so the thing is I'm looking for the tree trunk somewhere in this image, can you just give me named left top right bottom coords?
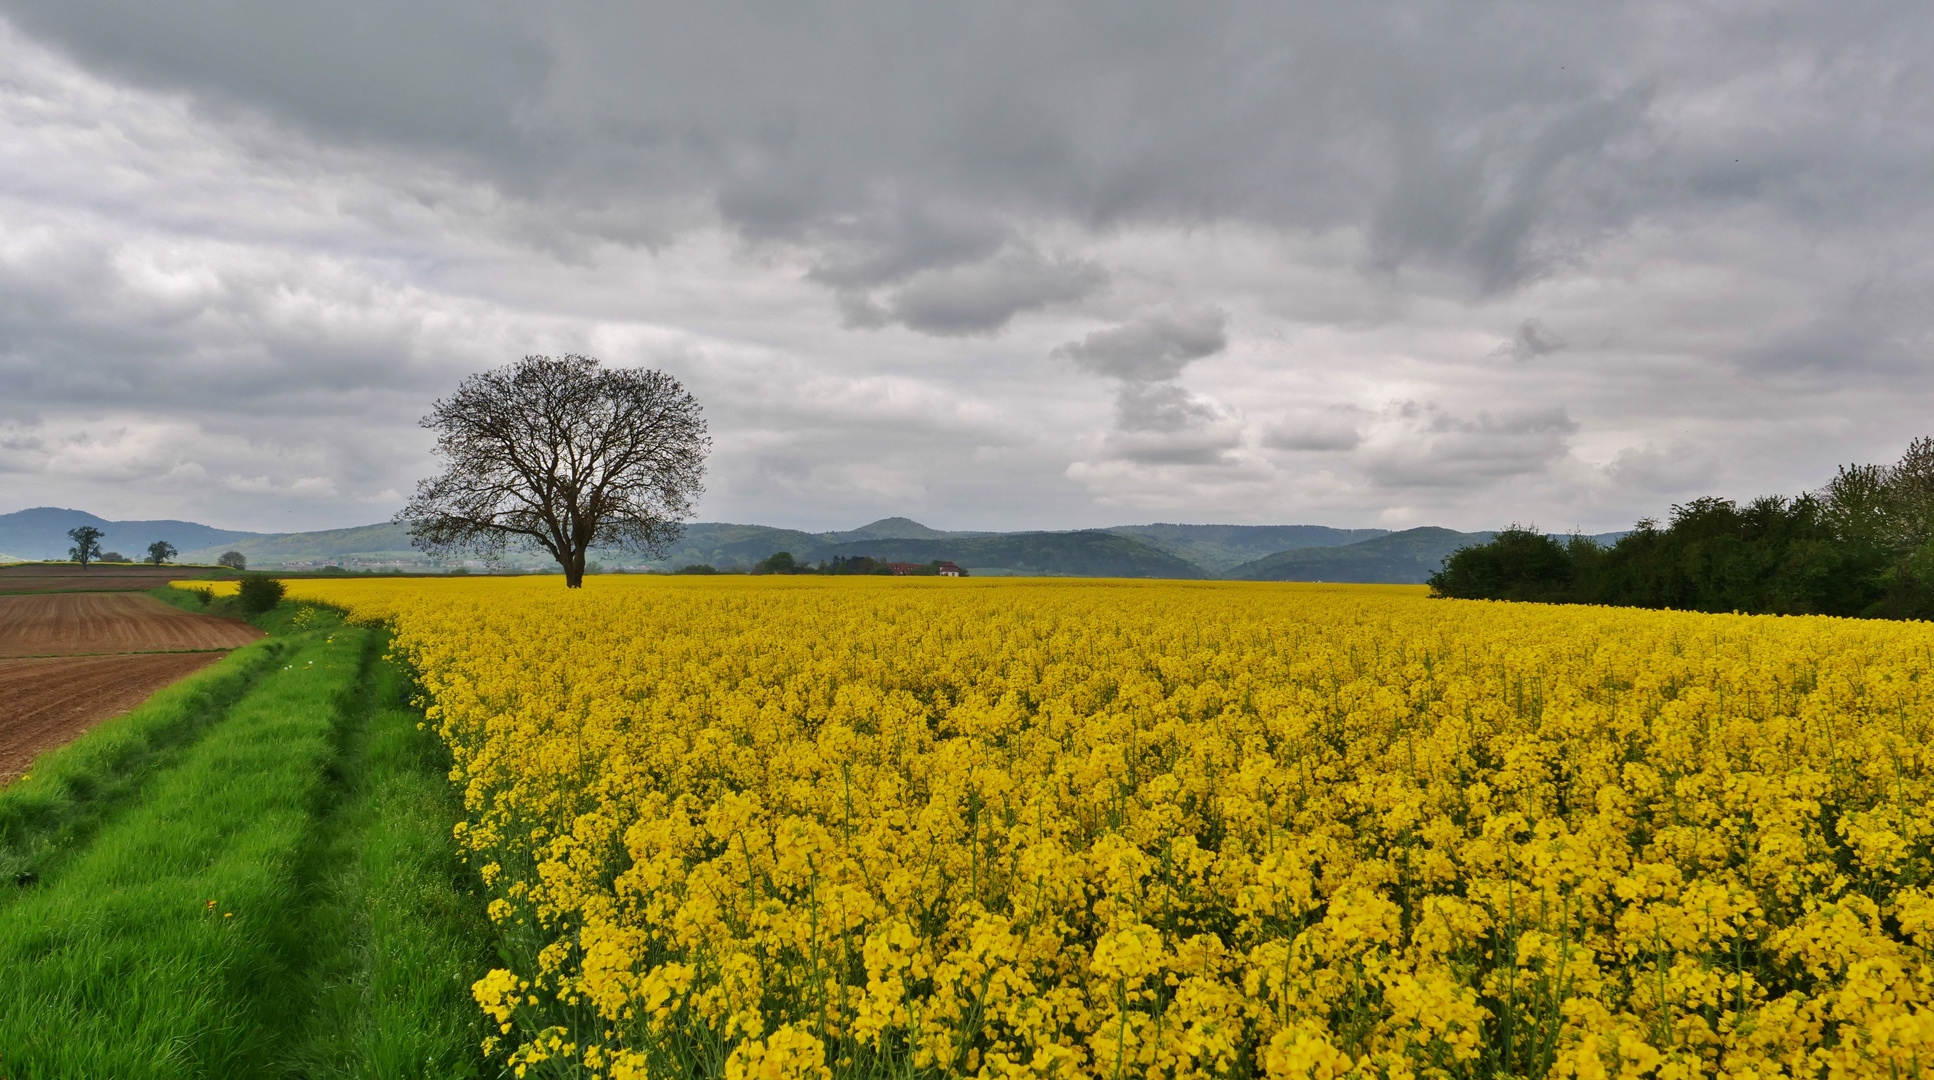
left=564, top=548, right=585, bottom=588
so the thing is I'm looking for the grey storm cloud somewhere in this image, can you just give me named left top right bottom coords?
left=4, top=1, right=1934, bottom=533
left=1055, top=306, right=1235, bottom=471
left=1054, top=306, right=1228, bottom=383
left=1492, top=319, right=1567, bottom=362
left=1263, top=411, right=1365, bottom=453
left=1365, top=403, right=1580, bottom=489
left=0, top=0, right=1741, bottom=304
left=835, top=248, right=1108, bottom=336
left=1102, top=383, right=1242, bottom=467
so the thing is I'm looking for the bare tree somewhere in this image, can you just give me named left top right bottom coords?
left=399, top=355, right=709, bottom=587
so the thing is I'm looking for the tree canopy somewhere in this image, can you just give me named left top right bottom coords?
left=400, top=354, right=710, bottom=588
left=1429, top=439, right=1934, bottom=618
left=67, top=525, right=102, bottom=567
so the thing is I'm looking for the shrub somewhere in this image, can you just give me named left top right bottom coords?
left=236, top=575, right=285, bottom=614
left=752, top=552, right=796, bottom=575
left=673, top=564, right=718, bottom=575
left=187, top=587, right=214, bottom=607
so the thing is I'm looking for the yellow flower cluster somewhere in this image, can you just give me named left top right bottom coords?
left=274, top=575, right=1934, bottom=1079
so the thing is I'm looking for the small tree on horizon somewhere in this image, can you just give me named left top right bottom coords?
left=399, top=355, right=710, bottom=588
left=67, top=525, right=103, bottom=568
left=147, top=540, right=177, bottom=566
left=217, top=551, right=247, bottom=570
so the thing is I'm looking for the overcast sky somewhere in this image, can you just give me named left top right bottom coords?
left=2, top=1, right=1930, bottom=534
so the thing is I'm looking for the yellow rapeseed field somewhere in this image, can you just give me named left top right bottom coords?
left=243, top=575, right=1934, bottom=1079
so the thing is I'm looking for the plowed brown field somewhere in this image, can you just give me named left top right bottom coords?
left=0, top=592, right=263, bottom=783
left=0, top=564, right=214, bottom=594
left=0, top=653, right=230, bottom=781
left=0, top=593, right=261, bottom=658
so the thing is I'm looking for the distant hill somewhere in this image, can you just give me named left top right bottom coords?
left=1225, top=527, right=1495, bottom=583
left=1106, top=523, right=1389, bottom=575
left=0, top=507, right=263, bottom=561
left=179, top=522, right=431, bottom=568
left=650, top=523, right=836, bottom=571
left=174, top=516, right=1004, bottom=571
left=76, top=508, right=1608, bottom=581
left=811, top=531, right=1208, bottom=579
left=818, top=517, right=996, bottom=543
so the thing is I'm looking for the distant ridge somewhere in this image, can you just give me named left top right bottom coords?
left=0, top=507, right=263, bottom=561
left=1225, top=527, right=1493, bottom=583
left=44, top=507, right=1606, bottom=581
left=179, top=522, right=422, bottom=567
left=813, top=531, right=1207, bottom=579
left=1107, top=523, right=1389, bottom=575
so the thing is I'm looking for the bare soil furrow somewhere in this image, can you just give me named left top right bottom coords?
left=0, top=593, right=261, bottom=657
left=0, top=653, right=229, bottom=781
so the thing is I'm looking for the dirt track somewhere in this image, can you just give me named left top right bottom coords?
left=0, top=593, right=262, bottom=658
left=0, top=652, right=229, bottom=781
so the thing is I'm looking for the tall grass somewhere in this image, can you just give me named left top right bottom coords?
left=279, top=636, right=501, bottom=1078
left=0, top=606, right=501, bottom=1078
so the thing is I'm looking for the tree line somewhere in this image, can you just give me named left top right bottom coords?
left=1429, top=437, right=1934, bottom=618
left=740, top=553, right=962, bottom=576
left=63, top=525, right=249, bottom=569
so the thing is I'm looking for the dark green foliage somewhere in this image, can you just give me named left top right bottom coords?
left=218, top=550, right=248, bottom=570
left=753, top=550, right=798, bottom=574
left=146, top=540, right=177, bottom=565
left=238, top=574, right=287, bottom=614
left=1583, top=495, right=1881, bottom=615
left=67, top=524, right=103, bottom=567
left=1432, top=486, right=1908, bottom=617
left=1427, top=526, right=1578, bottom=602
left=827, top=555, right=881, bottom=575
left=673, top=563, right=719, bottom=575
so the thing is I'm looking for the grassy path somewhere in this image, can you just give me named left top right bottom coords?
left=0, top=607, right=497, bottom=1078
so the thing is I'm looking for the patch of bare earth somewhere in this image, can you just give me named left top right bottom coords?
left=0, top=653, right=229, bottom=782
left=0, top=592, right=265, bottom=784
left=0, top=564, right=211, bottom=594
left=0, top=593, right=261, bottom=658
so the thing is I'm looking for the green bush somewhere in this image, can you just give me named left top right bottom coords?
left=237, top=575, right=286, bottom=615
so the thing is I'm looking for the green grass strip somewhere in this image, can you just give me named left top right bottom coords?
left=0, top=624, right=365, bottom=1077
left=0, top=635, right=287, bottom=888
left=276, top=632, right=501, bottom=1078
